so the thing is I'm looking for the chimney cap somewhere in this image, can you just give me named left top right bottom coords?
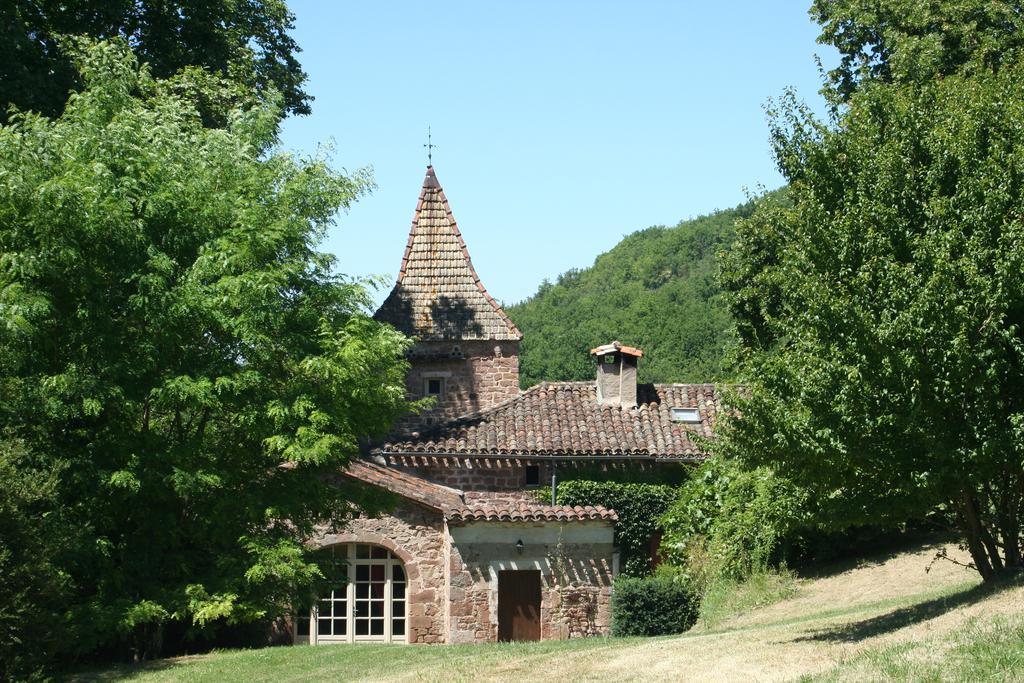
left=590, top=340, right=644, bottom=358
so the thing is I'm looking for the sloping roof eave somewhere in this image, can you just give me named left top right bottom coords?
left=343, top=459, right=618, bottom=524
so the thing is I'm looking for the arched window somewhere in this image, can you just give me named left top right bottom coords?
left=295, top=543, right=407, bottom=644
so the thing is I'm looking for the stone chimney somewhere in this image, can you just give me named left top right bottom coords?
left=590, top=341, right=643, bottom=408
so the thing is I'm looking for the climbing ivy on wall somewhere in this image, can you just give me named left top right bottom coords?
left=555, top=480, right=677, bottom=577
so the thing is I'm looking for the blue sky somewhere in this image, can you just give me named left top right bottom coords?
left=280, top=1, right=838, bottom=307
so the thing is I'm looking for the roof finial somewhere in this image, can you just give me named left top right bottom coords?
left=423, top=126, right=437, bottom=166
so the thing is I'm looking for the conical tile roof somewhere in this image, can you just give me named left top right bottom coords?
left=375, top=166, right=521, bottom=341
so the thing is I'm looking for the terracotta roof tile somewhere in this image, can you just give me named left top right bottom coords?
left=342, top=459, right=616, bottom=523
left=342, top=459, right=465, bottom=510
left=375, top=166, right=521, bottom=341
left=378, top=382, right=724, bottom=460
left=447, top=502, right=617, bottom=523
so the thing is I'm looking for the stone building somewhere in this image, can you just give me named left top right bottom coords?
left=297, top=166, right=722, bottom=645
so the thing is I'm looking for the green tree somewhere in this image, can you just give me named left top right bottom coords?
left=508, top=199, right=775, bottom=387
left=0, top=0, right=311, bottom=123
left=0, top=40, right=412, bottom=662
left=0, top=440, right=74, bottom=680
left=720, top=45, right=1024, bottom=578
left=812, top=0, right=1024, bottom=103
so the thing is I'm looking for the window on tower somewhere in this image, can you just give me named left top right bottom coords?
left=424, top=378, right=445, bottom=398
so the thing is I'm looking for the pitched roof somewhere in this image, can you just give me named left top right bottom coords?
left=375, top=166, right=521, bottom=341
left=343, top=459, right=464, bottom=510
left=341, top=459, right=616, bottom=523
left=377, top=382, right=724, bottom=460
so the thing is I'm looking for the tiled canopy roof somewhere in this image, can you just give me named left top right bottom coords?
left=378, top=382, right=723, bottom=460
left=342, top=459, right=616, bottom=523
left=448, top=502, right=617, bottom=523
left=375, top=166, right=521, bottom=341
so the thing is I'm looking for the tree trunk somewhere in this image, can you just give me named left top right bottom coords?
left=1004, top=524, right=1022, bottom=569
left=978, top=517, right=1004, bottom=574
left=959, top=489, right=996, bottom=581
left=1004, top=476, right=1024, bottom=569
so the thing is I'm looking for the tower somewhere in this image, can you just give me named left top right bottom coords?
left=375, top=166, right=521, bottom=428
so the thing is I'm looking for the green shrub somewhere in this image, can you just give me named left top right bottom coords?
left=660, top=458, right=948, bottom=593
left=610, top=570, right=698, bottom=636
left=555, top=480, right=676, bottom=576
left=660, top=457, right=807, bottom=589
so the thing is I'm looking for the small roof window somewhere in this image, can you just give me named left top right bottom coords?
left=670, top=407, right=700, bottom=423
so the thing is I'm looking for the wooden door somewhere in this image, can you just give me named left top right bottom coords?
left=498, top=570, right=541, bottom=642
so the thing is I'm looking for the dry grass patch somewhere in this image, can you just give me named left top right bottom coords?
left=721, top=541, right=979, bottom=632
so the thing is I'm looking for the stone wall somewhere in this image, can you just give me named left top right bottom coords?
left=386, top=457, right=689, bottom=495
left=314, top=501, right=446, bottom=644
left=402, top=340, right=520, bottom=431
left=309, top=503, right=615, bottom=645
left=445, top=521, right=614, bottom=643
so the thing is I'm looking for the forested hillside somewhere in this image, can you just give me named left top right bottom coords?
left=508, top=194, right=773, bottom=387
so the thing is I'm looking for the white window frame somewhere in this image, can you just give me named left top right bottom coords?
left=670, top=407, right=700, bottom=423
left=294, top=543, right=407, bottom=645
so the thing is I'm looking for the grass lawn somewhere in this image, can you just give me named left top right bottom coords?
left=76, top=541, right=1024, bottom=682
left=811, top=613, right=1024, bottom=681
left=79, top=637, right=638, bottom=683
